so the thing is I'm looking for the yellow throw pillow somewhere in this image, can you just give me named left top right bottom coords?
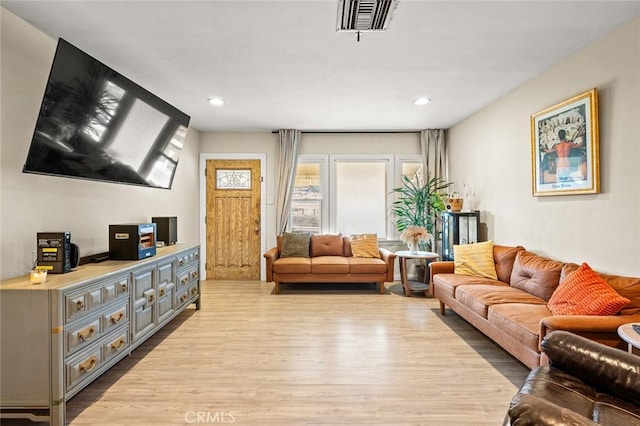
left=350, top=234, right=381, bottom=258
left=454, top=241, right=497, bottom=280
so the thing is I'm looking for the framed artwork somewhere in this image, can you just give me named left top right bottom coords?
left=530, top=88, right=599, bottom=196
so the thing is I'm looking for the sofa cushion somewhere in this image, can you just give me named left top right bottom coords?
left=310, top=256, right=350, bottom=274
left=493, top=245, right=526, bottom=283
left=348, top=257, right=388, bottom=274
left=562, top=263, right=640, bottom=316
left=488, top=303, right=552, bottom=350
left=510, top=251, right=564, bottom=301
left=273, top=257, right=312, bottom=274
left=511, top=366, right=597, bottom=418
left=280, top=232, right=310, bottom=258
left=453, top=240, right=497, bottom=279
left=310, top=234, right=343, bottom=257
left=456, top=285, right=547, bottom=318
left=350, top=234, right=381, bottom=258
left=433, top=274, right=509, bottom=300
left=593, top=394, right=640, bottom=425
left=548, top=263, right=630, bottom=316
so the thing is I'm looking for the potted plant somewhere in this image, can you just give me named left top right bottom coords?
left=391, top=173, right=452, bottom=281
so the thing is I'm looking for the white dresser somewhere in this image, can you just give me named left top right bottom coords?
left=0, top=243, right=200, bottom=425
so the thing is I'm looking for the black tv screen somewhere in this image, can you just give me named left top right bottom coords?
left=23, top=38, right=190, bottom=189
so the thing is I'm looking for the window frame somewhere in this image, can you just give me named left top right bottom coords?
left=292, top=153, right=423, bottom=240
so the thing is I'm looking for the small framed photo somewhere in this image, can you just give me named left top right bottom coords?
left=530, top=88, right=600, bottom=196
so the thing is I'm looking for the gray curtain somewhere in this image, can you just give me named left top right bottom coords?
left=276, top=129, right=301, bottom=235
left=421, top=129, right=448, bottom=182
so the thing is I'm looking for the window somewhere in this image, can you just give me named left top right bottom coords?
left=290, top=157, right=327, bottom=234
left=291, top=154, right=422, bottom=239
left=332, top=156, right=391, bottom=237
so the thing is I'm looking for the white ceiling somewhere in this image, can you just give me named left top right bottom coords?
left=3, top=1, right=640, bottom=132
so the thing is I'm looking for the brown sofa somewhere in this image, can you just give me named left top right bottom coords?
left=264, top=234, right=396, bottom=294
left=430, top=245, right=640, bottom=369
left=505, top=330, right=640, bottom=425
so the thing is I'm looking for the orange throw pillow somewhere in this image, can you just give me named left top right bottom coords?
left=547, top=263, right=630, bottom=316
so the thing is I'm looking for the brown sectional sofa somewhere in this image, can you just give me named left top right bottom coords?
left=430, top=245, right=640, bottom=369
left=264, top=234, right=396, bottom=294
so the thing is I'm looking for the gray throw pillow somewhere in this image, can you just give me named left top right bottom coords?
left=281, top=232, right=310, bottom=258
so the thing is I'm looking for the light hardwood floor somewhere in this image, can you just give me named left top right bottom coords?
left=9, top=281, right=530, bottom=425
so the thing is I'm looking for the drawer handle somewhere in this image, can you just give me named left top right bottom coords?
left=190, top=287, right=197, bottom=296
left=181, top=276, right=189, bottom=285
left=76, top=300, right=85, bottom=311
left=119, top=283, right=128, bottom=293
left=195, top=253, right=199, bottom=259
left=110, top=312, right=124, bottom=324
left=180, top=294, right=188, bottom=303
left=111, top=338, right=126, bottom=351
left=179, top=259, right=185, bottom=266
left=159, top=288, right=166, bottom=297
left=79, top=356, right=97, bottom=372
left=191, top=271, right=198, bottom=279
left=78, top=326, right=96, bottom=341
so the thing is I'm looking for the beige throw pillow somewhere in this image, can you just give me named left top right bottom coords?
left=350, top=234, right=381, bottom=258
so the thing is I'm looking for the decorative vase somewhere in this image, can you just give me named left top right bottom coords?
left=408, top=240, right=419, bottom=254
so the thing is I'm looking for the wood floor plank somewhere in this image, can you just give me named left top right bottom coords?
left=5, top=281, right=529, bottom=425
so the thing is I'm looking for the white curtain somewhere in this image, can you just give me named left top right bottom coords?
left=276, top=129, right=301, bottom=235
left=421, top=129, right=448, bottom=182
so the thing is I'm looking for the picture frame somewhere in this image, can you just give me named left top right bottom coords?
left=530, top=88, right=599, bottom=196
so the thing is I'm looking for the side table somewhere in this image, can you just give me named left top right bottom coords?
left=617, top=323, right=640, bottom=354
left=395, top=250, right=439, bottom=297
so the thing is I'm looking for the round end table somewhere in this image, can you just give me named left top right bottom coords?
left=617, top=322, right=640, bottom=354
left=395, top=250, right=439, bottom=297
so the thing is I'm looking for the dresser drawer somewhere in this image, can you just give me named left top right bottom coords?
left=177, top=248, right=199, bottom=270
left=65, top=274, right=130, bottom=323
left=101, top=302, right=128, bottom=334
left=66, top=317, right=101, bottom=355
left=176, top=282, right=199, bottom=309
left=66, top=346, right=103, bottom=392
left=102, top=277, right=130, bottom=303
left=102, top=328, right=129, bottom=363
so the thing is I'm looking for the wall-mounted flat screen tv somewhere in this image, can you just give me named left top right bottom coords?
left=23, top=38, right=190, bottom=189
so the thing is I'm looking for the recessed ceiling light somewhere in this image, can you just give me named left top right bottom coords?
left=413, top=97, right=431, bottom=106
left=207, top=97, right=225, bottom=106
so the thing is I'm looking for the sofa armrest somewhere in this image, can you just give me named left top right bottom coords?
left=263, top=247, right=279, bottom=282
left=541, top=330, right=640, bottom=406
left=379, top=248, right=397, bottom=282
left=506, top=394, right=597, bottom=426
left=429, top=261, right=455, bottom=282
left=540, top=314, right=640, bottom=343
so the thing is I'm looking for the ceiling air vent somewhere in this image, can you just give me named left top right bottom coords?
left=337, top=0, right=398, bottom=32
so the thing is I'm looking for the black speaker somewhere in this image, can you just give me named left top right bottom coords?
left=37, top=232, right=73, bottom=273
left=152, top=217, right=177, bottom=246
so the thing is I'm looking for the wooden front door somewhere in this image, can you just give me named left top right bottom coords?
left=206, top=159, right=261, bottom=280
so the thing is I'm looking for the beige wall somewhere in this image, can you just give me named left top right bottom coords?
left=0, top=9, right=201, bottom=279
left=448, top=17, right=640, bottom=276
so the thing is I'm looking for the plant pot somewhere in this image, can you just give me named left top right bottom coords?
left=446, top=197, right=463, bottom=212
left=416, top=264, right=427, bottom=283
